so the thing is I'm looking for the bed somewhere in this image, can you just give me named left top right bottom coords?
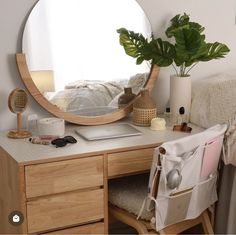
left=190, top=71, right=236, bottom=234
left=43, top=73, right=149, bottom=114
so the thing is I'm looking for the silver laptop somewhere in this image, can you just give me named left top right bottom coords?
left=75, top=123, right=142, bottom=141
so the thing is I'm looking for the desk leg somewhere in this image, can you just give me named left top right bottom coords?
left=104, top=154, right=109, bottom=234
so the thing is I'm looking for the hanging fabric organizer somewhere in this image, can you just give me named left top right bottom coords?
left=145, top=124, right=227, bottom=231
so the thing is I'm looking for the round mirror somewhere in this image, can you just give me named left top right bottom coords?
left=17, top=0, right=159, bottom=125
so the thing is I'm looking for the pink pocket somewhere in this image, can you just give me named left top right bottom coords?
left=200, top=136, right=224, bottom=180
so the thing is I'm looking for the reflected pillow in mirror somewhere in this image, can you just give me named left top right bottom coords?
left=128, top=73, right=149, bottom=94
left=108, top=92, right=121, bottom=108
left=48, top=81, right=124, bottom=112
left=64, top=79, right=128, bottom=89
left=64, top=80, right=104, bottom=89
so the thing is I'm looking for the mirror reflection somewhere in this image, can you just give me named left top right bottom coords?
left=23, top=0, right=152, bottom=116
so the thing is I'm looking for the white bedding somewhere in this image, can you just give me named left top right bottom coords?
left=65, top=79, right=128, bottom=89
left=190, top=73, right=236, bottom=128
left=190, top=72, right=236, bottom=166
left=46, top=81, right=124, bottom=112
left=45, top=73, right=148, bottom=113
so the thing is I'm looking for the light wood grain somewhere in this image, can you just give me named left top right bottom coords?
left=16, top=53, right=160, bottom=125
left=25, top=155, right=103, bottom=198
left=0, top=147, right=26, bottom=234
left=103, top=154, right=109, bottom=234
left=108, top=148, right=154, bottom=178
left=110, top=201, right=214, bottom=235
left=201, top=210, right=214, bottom=234
left=44, top=222, right=105, bottom=234
left=27, top=189, right=104, bottom=233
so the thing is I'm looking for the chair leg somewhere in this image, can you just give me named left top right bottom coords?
left=201, top=210, right=214, bottom=234
left=109, top=206, right=150, bottom=235
left=208, top=205, right=215, bottom=227
left=109, top=205, right=213, bottom=235
left=158, top=229, right=167, bottom=235
left=159, top=212, right=207, bottom=235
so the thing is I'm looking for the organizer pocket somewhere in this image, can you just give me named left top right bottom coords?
left=155, top=175, right=217, bottom=231
left=164, top=188, right=193, bottom=226
left=187, top=174, right=218, bottom=219
left=155, top=188, right=193, bottom=230
left=200, top=136, right=224, bottom=180
left=162, top=146, right=204, bottom=192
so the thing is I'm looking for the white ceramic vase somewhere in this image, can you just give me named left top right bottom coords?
left=170, top=75, right=191, bottom=123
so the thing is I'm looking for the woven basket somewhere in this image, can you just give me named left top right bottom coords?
left=133, top=108, right=156, bottom=126
left=132, top=89, right=157, bottom=126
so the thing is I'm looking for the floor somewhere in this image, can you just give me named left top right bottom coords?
left=109, top=221, right=203, bottom=234
left=109, top=221, right=138, bottom=234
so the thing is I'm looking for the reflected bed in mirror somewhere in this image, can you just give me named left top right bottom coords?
left=16, top=0, right=160, bottom=125
left=40, top=72, right=149, bottom=114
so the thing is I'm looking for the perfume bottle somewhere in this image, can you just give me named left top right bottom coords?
left=164, top=107, right=172, bottom=126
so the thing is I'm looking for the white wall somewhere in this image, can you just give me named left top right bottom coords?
left=0, top=0, right=235, bottom=131
left=137, top=0, right=236, bottom=113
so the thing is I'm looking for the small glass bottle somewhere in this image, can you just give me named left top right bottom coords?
left=164, top=107, right=172, bottom=127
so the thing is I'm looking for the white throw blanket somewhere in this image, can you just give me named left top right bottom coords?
left=223, top=112, right=236, bottom=166
left=190, top=73, right=236, bottom=166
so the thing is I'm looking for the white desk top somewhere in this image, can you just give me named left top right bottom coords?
left=0, top=120, right=203, bottom=165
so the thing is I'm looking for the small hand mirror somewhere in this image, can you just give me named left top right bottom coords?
left=7, top=88, right=31, bottom=138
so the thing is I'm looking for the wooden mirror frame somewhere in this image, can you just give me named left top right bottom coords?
left=16, top=53, right=160, bottom=125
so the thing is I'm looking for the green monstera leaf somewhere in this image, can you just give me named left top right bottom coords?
left=199, top=42, right=230, bottom=62
left=117, top=28, right=174, bottom=66
left=117, top=28, right=151, bottom=65
left=166, top=13, right=204, bottom=38
left=174, top=28, right=208, bottom=67
left=149, top=38, right=175, bottom=67
left=116, top=13, right=230, bottom=76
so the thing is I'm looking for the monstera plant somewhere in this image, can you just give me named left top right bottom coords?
left=117, top=13, right=230, bottom=77
left=117, top=13, right=230, bottom=121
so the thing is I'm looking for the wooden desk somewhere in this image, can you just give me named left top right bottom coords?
left=0, top=122, right=202, bottom=234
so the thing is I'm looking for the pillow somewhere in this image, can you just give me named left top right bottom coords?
left=64, top=80, right=104, bottom=89
left=108, top=92, right=121, bottom=107
left=190, top=73, right=236, bottom=128
left=128, top=73, right=149, bottom=94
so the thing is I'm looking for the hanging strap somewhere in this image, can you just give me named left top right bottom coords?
left=137, top=161, right=162, bottom=220
left=137, top=195, right=158, bottom=220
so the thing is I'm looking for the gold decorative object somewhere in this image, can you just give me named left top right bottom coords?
left=132, top=89, right=157, bottom=126
left=7, top=88, right=32, bottom=139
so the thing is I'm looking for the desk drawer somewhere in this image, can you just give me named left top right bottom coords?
left=108, top=148, right=154, bottom=177
left=25, top=156, right=103, bottom=198
left=44, top=222, right=105, bottom=234
left=27, top=189, right=104, bottom=233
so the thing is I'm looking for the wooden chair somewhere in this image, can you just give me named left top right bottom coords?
left=109, top=125, right=227, bottom=234
left=108, top=174, right=213, bottom=235
left=109, top=204, right=213, bottom=234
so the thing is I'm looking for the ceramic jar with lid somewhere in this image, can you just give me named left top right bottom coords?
left=118, top=87, right=136, bottom=108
